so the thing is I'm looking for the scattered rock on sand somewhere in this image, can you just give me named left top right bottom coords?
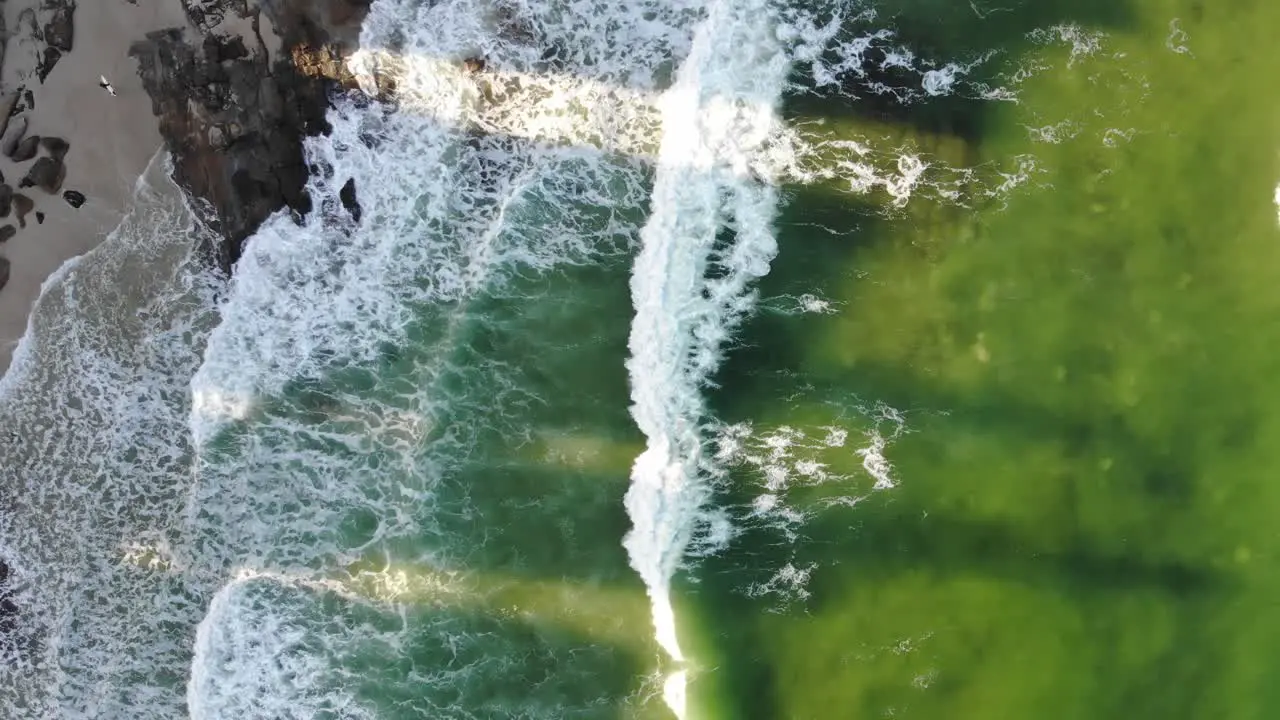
left=0, top=257, right=9, bottom=292
left=35, top=212, right=44, bottom=225
left=0, top=93, right=19, bottom=139
left=0, top=226, right=14, bottom=243
left=40, top=136, right=69, bottom=159
left=0, top=116, right=27, bottom=157
left=13, top=194, right=33, bottom=228
left=11, top=135, right=39, bottom=163
left=62, top=190, right=85, bottom=208
left=20, top=156, right=65, bottom=194
left=0, top=185, right=11, bottom=218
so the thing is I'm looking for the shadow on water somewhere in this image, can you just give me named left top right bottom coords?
left=274, top=258, right=645, bottom=586
left=796, top=501, right=1229, bottom=610
left=708, top=179, right=913, bottom=417
left=221, top=577, right=652, bottom=720
left=422, top=261, right=644, bottom=585
left=784, top=0, right=1138, bottom=145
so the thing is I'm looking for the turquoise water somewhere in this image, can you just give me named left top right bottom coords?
left=4, top=0, right=1280, bottom=717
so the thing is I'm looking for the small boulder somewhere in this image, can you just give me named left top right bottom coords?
left=11, top=135, right=39, bottom=162
left=35, top=212, right=44, bottom=225
left=0, top=116, right=27, bottom=157
left=0, top=257, right=9, bottom=292
left=462, top=56, right=486, bottom=74
left=40, top=136, right=69, bottom=159
left=20, top=156, right=65, bottom=194
left=339, top=178, right=361, bottom=223
left=0, top=225, right=14, bottom=243
left=13, top=194, right=33, bottom=229
left=62, top=190, right=85, bottom=208
left=0, top=185, right=12, bottom=218
left=0, top=93, right=19, bottom=140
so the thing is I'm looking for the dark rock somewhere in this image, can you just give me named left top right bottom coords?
left=20, top=89, right=34, bottom=114
left=43, top=0, right=76, bottom=53
left=11, top=135, right=40, bottom=163
left=37, top=47, right=63, bottom=83
left=0, top=226, right=14, bottom=243
left=12, top=194, right=33, bottom=229
left=339, top=177, right=361, bottom=223
left=462, top=56, right=486, bottom=74
left=62, top=190, right=85, bottom=208
left=1, top=116, right=27, bottom=157
left=0, top=185, right=11, bottom=218
left=0, top=257, right=9, bottom=292
left=35, top=212, right=44, bottom=225
left=40, top=136, right=69, bottom=159
left=0, top=93, right=19, bottom=140
left=20, top=156, right=65, bottom=193
left=130, top=0, right=375, bottom=274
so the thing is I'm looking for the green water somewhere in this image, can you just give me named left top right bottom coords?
left=175, top=1, right=1280, bottom=716
left=687, top=0, right=1280, bottom=717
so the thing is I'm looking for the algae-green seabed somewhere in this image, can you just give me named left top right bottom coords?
left=685, top=0, right=1280, bottom=717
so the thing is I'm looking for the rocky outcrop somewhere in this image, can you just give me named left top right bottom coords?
left=8, top=1, right=80, bottom=83
left=131, top=0, right=375, bottom=273
left=42, top=0, right=76, bottom=54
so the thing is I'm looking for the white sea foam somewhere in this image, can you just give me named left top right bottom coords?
left=710, top=402, right=907, bottom=611
left=1275, top=180, right=1280, bottom=227
left=0, top=0, right=1133, bottom=715
left=621, top=0, right=790, bottom=709
left=189, top=574, right=374, bottom=720
left=191, top=0, right=704, bottom=443
left=0, top=151, right=223, bottom=718
left=184, top=0, right=707, bottom=715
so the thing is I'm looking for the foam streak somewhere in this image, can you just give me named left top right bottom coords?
left=622, top=0, right=790, bottom=714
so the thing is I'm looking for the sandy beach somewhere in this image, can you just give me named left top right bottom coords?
left=0, top=0, right=192, bottom=376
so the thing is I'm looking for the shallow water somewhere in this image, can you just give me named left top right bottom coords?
left=3, top=0, right=1280, bottom=717
left=684, top=1, right=1280, bottom=718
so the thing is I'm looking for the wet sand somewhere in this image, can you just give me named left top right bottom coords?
left=0, top=0, right=190, bottom=376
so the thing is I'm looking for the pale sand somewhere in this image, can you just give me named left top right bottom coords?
left=0, top=0, right=192, bottom=376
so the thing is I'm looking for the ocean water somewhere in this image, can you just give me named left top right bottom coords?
left=4, top=0, right=1280, bottom=717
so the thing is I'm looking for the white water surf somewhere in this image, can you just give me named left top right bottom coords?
left=622, top=0, right=791, bottom=714
left=0, top=0, right=1086, bottom=715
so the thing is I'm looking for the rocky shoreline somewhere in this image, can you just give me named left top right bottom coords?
left=131, top=0, right=373, bottom=274
left=0, top=0, right=89, bottom=292
left=0, top=0, right=378, bottom=329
